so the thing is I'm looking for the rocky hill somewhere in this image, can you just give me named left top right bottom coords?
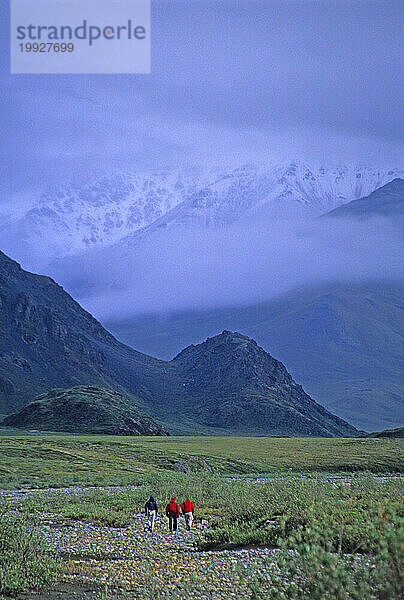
left=171, top=331, right=357, bottom=437
left=365, top=427, right=404, bottom=439
left=2, top=385, right=168, bottom=435
left=0, top=250, right=357, bottom=436
left=108, top=282, right=404, bottom=433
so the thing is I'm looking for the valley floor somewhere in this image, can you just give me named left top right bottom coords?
left=2, top=476, right=403, bottom=600
left=0, top=434, right=403, bottom=489
left=0, top=436, right=403, bottom=599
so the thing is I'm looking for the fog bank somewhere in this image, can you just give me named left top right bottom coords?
left=48, top=215, right=404, bottom=320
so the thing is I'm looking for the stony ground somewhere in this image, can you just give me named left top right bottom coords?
left=10, top=491, right=281, bottom=600
left=7, top=477, right=403, bottom=599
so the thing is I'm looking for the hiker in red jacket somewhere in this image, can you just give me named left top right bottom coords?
left=165, top=497, right=180, bottom=531
left=181, top=498, right=195, bottom=530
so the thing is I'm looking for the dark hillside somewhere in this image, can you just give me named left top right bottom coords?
left=323, top=178, right=404, bottom=221
left=0, top=250, right=358, bottom=436
left=2, top=385, right=168, bottom=435
left=171, top=331, right=357, bottom=437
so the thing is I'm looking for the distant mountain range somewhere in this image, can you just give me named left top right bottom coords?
left=0, top=174, right=402, bottom=434
left=0, top=250, right=357, bottom=437
left=1, top=162, right=401, bottom=271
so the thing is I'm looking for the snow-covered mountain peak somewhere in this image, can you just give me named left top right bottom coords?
left=1, top=162, right=401, bottom=271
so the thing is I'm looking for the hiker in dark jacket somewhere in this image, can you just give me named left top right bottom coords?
left=145, top=495, right=158, bottom=531
left=181, top=498, right=195, bottom=530
left=165, top=497, right=180, bottom=531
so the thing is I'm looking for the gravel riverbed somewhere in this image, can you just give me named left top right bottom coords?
left=7, top=477, right=401, bottom=599
left=2, top=486, right=281, bottom=600
left=35, top=512, right=280, bottom=600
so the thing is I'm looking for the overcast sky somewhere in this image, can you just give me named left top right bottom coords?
left=0, top=0, right=403, bottom=208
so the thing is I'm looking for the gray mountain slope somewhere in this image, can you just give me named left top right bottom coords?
left=0, top=250, right=357, bottom=436
left=323, top=178, right=404, bottom=221
left=106, top=282, right=404, bottom=432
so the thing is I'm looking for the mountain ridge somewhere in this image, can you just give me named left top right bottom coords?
left=106, top=282, right=404, bottom=432
left=1, top=163, right=401, bottom=272
left=323, top=178, right=404, bottom=221
left=0, top=250, right=357, bottom=436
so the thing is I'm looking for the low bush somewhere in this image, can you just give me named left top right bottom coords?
left=267, top=513, right=404, bottom=599
left=0, top=502, right=61, bottom=595
left=198, top=476, right=404, bottom=553
left=10, top=472, right=403, bottom=598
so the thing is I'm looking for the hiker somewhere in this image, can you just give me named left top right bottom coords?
left=181, top=498, right=195, bottom=530
left=165, top=497, right=180, bottom=531
left=145, top=495, right=158, bottom=532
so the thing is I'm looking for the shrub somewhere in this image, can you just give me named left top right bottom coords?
left=267, top=514, right=404, bottom=600
left=0, top=502, right=60, bottom=595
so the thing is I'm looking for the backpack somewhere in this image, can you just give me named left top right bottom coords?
left=182, top=499, right=193, bottom=513
left=168, top=500, right=179, bottom=515
left=147, top=499, right=157, bottom=512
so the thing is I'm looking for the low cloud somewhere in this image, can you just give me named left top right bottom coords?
left=49, top=215, right=404, bottom=320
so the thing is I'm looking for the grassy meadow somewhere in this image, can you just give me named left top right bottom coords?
left=0, top=434, right=403, bottom=489
left=0, top=434, right=403, bottom=598
left=1, top=470, right=403, bottom=599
